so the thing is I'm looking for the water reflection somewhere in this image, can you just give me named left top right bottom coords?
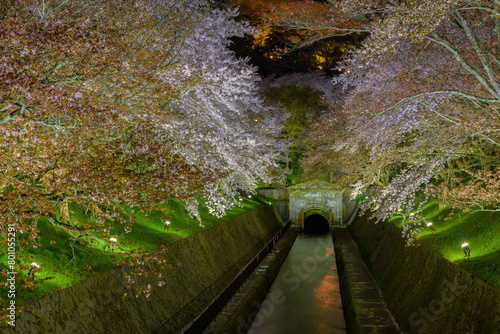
left=248, top=233, right=346, bottom=334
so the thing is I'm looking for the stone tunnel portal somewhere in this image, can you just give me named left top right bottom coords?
left=288, top=180, right=343, bottom=230
left=303, top=213, right=330, bottom=234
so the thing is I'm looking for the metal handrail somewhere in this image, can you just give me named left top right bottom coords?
left=183, top=221, right=291, bottom=334
left=154, top=221, right=291, bottom=333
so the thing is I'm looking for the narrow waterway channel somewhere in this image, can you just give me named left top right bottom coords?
left=248, top=232, right=346, bottom=334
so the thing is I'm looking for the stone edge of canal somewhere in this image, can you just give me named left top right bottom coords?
left=203, top=225, right=299, bottom=334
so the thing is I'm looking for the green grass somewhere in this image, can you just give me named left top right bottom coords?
left=387, top=201, right=500, bottom=288
left=253, top=194, right=277, bottom=205
left=0, top=197, right=263, bottom=311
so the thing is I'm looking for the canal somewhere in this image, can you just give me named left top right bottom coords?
left=248, top=230, right=346, bottom=334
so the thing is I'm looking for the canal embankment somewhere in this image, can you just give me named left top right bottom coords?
left=0, top=205, right=285, bottom=334
left=202, top=225, right=299, bottom=334
left=348, top=213, right=500, bottom=334
left=333, top=227, right=399, bottom=334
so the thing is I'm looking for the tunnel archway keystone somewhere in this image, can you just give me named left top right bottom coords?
left=289, top=180, right=343, bottom=231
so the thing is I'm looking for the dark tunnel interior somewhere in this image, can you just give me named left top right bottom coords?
left=303, top=214, right=330, bottom=234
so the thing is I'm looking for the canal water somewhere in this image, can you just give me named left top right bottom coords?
left=248, top=232, right=346, bottom=334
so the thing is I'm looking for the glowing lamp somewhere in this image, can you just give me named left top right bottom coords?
left=164, top=220, right=171, bottom=231
left=110, top=237, right=117, bottom=243
left=427, top=222, right=435, bottom=234
left=27, top=262, right=40, bottom=280
left=462, top=243, right=471, bottom=260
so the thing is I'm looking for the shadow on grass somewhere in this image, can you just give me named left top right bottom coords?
left=455, top=249, right=500, bottom=289
left=418, top=210, right=500, bottom=288
left=0, top=197, right=266, bottom=313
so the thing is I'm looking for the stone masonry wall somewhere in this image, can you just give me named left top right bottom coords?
left=349, top=213, right=500, bottom=334
left=333, top=228, right=399, bottom=334
left=0, top=205, right=284, bottom=334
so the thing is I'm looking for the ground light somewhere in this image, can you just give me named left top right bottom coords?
left=164, top=220, right=170, bottom=231
left=27, top=262, right=40, bottom=280
left=462, top=243, right=471, bottom=261
left=427, top=222, right=435, bottom=234
left=107, top=237, right=118, bottom=252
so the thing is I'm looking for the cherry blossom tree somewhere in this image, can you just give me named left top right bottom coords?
left=295, top=0, right=500, bottom=240
left=159, top=5, right=289, bottom=216
left=0, top=0, right=288, bottom=252
left=261, top=70, right=339, bottom=102
left=262, top=0, right=455, bottom=53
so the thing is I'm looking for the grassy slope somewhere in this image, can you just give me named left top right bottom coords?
left=0, top=197, right=262, bottom=310
left=387, top=201, right=500, bottom=288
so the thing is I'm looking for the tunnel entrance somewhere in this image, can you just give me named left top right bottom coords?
left=303, top=214, right=330, bottom=234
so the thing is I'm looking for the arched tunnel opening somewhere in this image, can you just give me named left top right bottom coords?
left=303, top=214, right=330, bottom=234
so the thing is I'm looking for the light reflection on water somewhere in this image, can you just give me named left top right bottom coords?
left=248, top=233, right=346, bottom=334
